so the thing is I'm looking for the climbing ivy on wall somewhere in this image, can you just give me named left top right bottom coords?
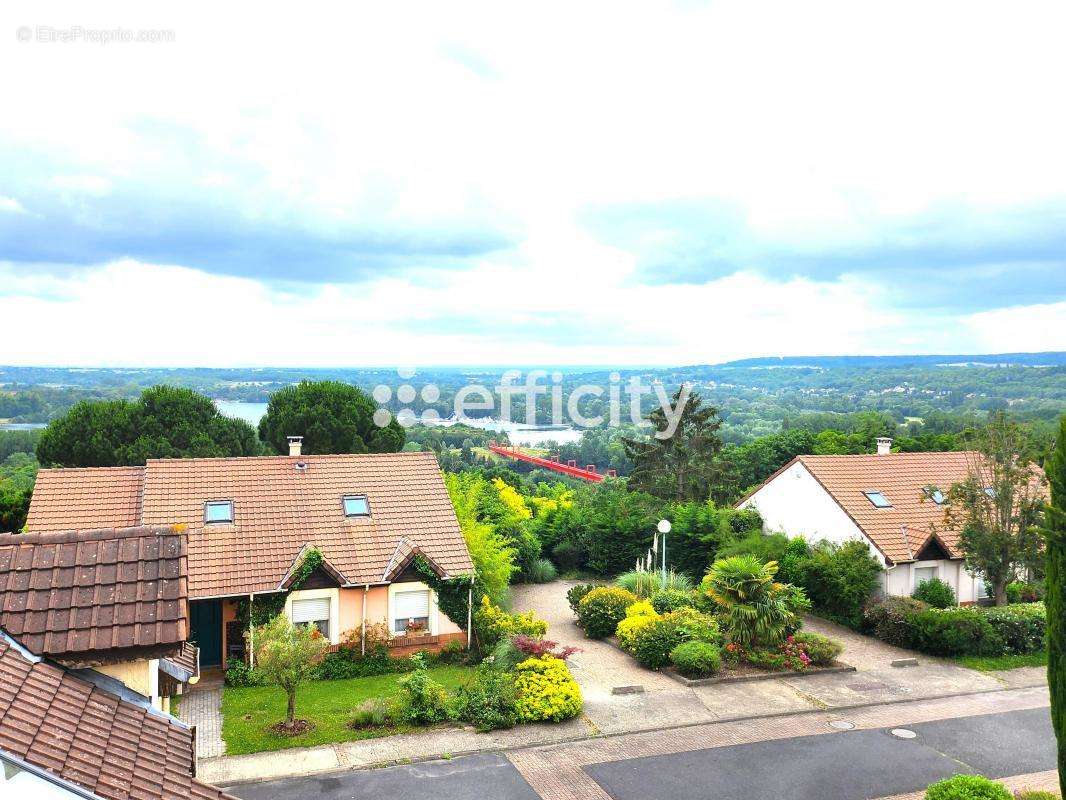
left=414, top=555, right=477, bottom=630
left=236, top=547, right=325, bottom=629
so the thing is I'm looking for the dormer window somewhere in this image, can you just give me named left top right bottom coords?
left=342, top=495, right=370, bottom=517
left=864, top=491, right=892, bottom=508
left=205, top=500, right=234, bottom=523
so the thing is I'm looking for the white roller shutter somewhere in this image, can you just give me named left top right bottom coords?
left=394, top=590, right=430, bottom=620
left=291, top=597, right=330, bottom=623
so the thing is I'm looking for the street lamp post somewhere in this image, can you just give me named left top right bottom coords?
left=657, top=519, right=671, bottom=585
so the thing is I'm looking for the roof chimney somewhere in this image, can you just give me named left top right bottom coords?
left=876, top=437, right=893, bottom=455
left=287, top=436, right=303, bottom=457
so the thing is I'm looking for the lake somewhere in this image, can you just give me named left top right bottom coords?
left=212, top=401, right=583, bottom=446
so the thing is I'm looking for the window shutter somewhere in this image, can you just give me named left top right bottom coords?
left=291, top=597, right=330, bottom=623
left=394, top=590, right=430, bottom=619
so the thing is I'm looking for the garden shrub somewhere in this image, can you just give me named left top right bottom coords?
left=567, top=583, right=597, bottom=614
left=455, top=666, right=518, bottom=732
left=982, top=603, right=1046, bottom=654
left=513, top=655, right=582, bottom=722
left=631, top=609, right=719, bottom=669
left=615, top=569, right=693, bottom=598
left=396, top=667, right=453, bottom=724
left=527, top=558, right=558, bottom=584
left=350, top=697, right=397, bottom=728
left=791, top=631, right=843, bottom=665
left=863, top=596, right=928, bottom=647
left=511, top=634, right=579, bottom=660
left=727, top=637, right=811, bottom=671
left=793, top=540, right=883, bottom=627
left=1011, top=792, right=1059, bottom=800
left=913, top=577, right=957, bottom=608
left=1005, top=581, right=1044, bottom=604
left=924, top=774, right=1012, bottom=800
left=577, top=587, right=638, bottom=639
left=909, top=607, right=1005, bottom=657
left=475, top=596, right=548, bottom=649
left=669, top=641, right=722, bottom=677
left=223, top=658, right=265, bottom=687
left=436, top=639, right=469, bottom=665
left=616, top=602, right=660, bottom=652
left=551, top=540, right=584, bottom=573
left=650, top=588, right=695, bottom=614
left=717, top=532, right=790, bottom=563
left=314, top=647, right=398, bottom=680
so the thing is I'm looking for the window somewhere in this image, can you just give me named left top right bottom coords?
left=342, top=495, right=370, bottom=517
left=393, top=589, right=430, bottom=634
left=291, top=597, right=330, bottom=639
left=204, top=500, right=233, bottom=523
left=928, top=489, right=945, bottom=505
left=984, top=486, right=996, bottom=499
left=864, top=491, right=892, bottom=508
left=914, top=566, right=937, bottom=587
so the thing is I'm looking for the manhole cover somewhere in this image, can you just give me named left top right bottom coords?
left=890, top=728, right=917, bottom=739
left=829, top=720, right=855, bottom=730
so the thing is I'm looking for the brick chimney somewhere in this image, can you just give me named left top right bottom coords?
left=287, top=436, right=303, bottom=457
left=876, top=437, right=893, bottom=455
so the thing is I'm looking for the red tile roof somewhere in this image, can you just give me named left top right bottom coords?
left=28, top=451, right=472, bottom=600
left=0, top=637, right=231, bottom=800
left=0, top=527, right=188, bottom=663
left=26, top=467, right=145, bottom=532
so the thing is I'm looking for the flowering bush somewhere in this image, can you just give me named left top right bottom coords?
left=513, top=655, right=583, bottom=722
left=724, top=636, right=812, bottom=672
left=577, top=587, right=639, bottom=639
left=790, top=631, right=842, bottom=665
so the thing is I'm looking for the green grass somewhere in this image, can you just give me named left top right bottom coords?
left=221, top=666, right=475, bottom=755
left=956, top=649, right=1048, bottom=672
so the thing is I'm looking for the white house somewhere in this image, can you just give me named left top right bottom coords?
left=737, top=439, right=993, bottom=602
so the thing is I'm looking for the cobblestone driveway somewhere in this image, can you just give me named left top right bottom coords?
left=178, top=681, right=226, bottom=759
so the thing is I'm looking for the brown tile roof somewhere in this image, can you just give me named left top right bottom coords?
left=786, top=451, right=1047, bottom=564
left=25, top=467, right=145, bottom=532
left=0, top=527, right=188, bottom=663
left=28, top=451, right=472, bottom=600
left=160, top=642, right=199, bottom=683
left=0, top=637, right=232, bottom=800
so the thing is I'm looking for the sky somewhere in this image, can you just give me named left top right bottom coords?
left=1, top=1, right=1064, bottom=367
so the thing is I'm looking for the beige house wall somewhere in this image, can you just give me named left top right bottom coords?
left=96, top=658, right=167, bottom=710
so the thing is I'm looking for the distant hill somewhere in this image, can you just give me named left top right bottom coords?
left=714, top=352, right=1066, bottom=369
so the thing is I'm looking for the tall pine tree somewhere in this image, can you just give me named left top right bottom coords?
left=1044, top=415, right=1066, bottom=797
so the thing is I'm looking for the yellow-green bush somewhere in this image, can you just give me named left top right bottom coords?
left=513, top=655, right=583, bottom=722
left=577, top=587, right=639, bottom=639
left=616, top=602, right=660, bottom=652
left=475, top=595, right=548, bottom=648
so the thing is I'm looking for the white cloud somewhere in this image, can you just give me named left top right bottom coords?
left=0, top=196, right=26, bottom=214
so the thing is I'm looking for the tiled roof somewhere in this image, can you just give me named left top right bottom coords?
left=25, top=467, right=145, bottom=532
left=792, top=451, right=990, bottom=563
left=160, top=642, right=199, bottom=683
left=28, top=451, right=472, bottom=599
left=0, top=527, right=188, bottom=663
left=0, top=637, right=231, bottom=800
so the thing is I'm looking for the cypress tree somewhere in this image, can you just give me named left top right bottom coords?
left=1045, top=415, right=1066, bottom=797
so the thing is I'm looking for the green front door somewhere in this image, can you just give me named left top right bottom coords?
left=189, top=599, right=223, bottom=666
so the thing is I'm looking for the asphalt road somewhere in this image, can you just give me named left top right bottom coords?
left=225, top=707, right=1055, bottom=800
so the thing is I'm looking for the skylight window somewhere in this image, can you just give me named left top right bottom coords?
left=984, top=486, right=997, bottom=499
left=204, top=500, right=234, bottom=523
left=928, top=488, right=945, bottom=505
left=864, top=491, right=892, bottom=508
left=343, top=495, right=370, bottom=517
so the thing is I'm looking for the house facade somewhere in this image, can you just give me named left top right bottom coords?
left=26, top=448, right=472, bottom=669
left=736, top=441, right=1017, bottom=603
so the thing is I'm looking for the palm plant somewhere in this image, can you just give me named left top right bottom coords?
left=702, top=556, right=809, bottom=648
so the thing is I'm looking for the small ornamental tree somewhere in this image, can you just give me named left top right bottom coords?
left=939, top=412, right=1046, bottom=606
left=252, top=614, right=330, bottom=731
left=1043, top=415, right=1066, bottom=797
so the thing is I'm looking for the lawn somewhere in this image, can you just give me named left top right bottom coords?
left=221, top=666, right=475, bottom=754
left=956, top=649, right=1048, bottom=672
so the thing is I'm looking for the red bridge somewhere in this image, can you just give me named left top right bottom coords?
left=487, top=442, right=616, bottom=482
